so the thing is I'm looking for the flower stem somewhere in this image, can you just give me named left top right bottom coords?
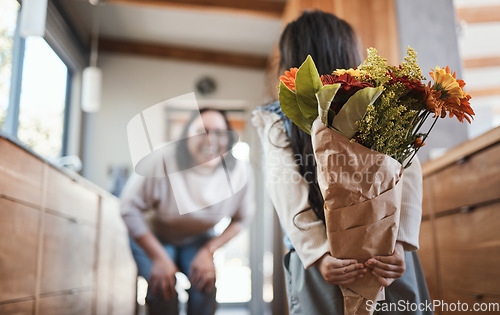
left=404, top=115, right=439, bottom=168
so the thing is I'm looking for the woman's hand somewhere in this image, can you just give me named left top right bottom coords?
left=315, top=253, right=367, bottom=286
left=149, top=256, right=179, bottom=300
left=189, top=247, right=216, bottom=293
left=365, top=242, right=406, bottom=287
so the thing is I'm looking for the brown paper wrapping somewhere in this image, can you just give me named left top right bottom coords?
left=311, top=119, right=404, bottom=315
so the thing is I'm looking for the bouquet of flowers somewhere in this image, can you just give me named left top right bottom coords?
left=279, top=47, right=473, bottom=314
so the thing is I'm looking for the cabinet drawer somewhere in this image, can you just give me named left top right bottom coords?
left=40, top=212, right=96, bottom=294
left=101, top=197, right=127, bottom=233
left=0, top=198, right=40, bottom=302
left=439, top=292, right=500, bottom=315
left=38, top=290, right=92, bottom=315
left=0, top=138, right=43, bottom=206
left=417, top=220, right=438, bottom=300
left=435, top=202, right=500, bottom=296
left=430, top=144, right=500, bottom=214
left=422, top=177, right=433, bottom=217
left=0, top=299, right=34, bottom=315
left=45, top=167, right=98, bottom=225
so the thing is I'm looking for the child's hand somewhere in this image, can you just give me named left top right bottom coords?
left=365, top=242, right=406, bottom=287
left=315, top=254, right=367, bottom=286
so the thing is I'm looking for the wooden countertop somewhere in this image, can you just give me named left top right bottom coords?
left=0, top=131, right=117, bottom=200
left=422, top=126, right=500, bottom=177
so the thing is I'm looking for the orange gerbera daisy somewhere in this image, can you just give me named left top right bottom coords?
left=280, top=67, right=298, bottom=91
left=425, top=66, right=474, bottom=123
left=430, top=66, right=467, bottom=102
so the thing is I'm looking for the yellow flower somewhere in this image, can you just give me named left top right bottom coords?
left=333, top=68, right=362, bottom=77
left=425, top=66, right=475, bottom=123
left=430, top=66, right=467, bottom=104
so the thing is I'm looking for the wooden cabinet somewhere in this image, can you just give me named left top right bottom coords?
left=429, top=144, right=500, bottom=215
left=0, top=198, right=39, bottom=302
left=417, top=220, right=438, bottom=300
left=419, top=127, right=500, bottom=313
left=0, top=138, right=43, bottom=206
left=94, top=199, right=116, bottom=315
left=109, top=233, right=138, bottom=315
left=0, top=300, right=34, bottom=315
left=435, top=203, right=500, bottom=296
left=40, top=212, right=96, bottom=294
left=0, top=136, right=137, bottom=315
left=45, top=167, right=99, bottom=225
left=95, top=198, right=137, bottom=315
left=38, top=290, right=93, bottom=315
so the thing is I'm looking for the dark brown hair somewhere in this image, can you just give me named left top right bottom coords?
left=279, top=10, right=361, bottom=223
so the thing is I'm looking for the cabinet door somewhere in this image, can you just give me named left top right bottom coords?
left=422, top=177, right=433, bottom=217
left=45, top=167, right=98, bottom=225
left=417, top=219, right=438, bottom=300
left=436, top=202, right=500, bottom=296
left=0, top=138, right=43, bottom=206
left=38, top=290, right=93, bottom=315
left=94, top=198, right=117, bottom=315
left=0, top=299, right=33, bottom=315
left=430, top=144, right=500, bottom=214
left=439, top=292, right=500, bottom=315
left=110, top=234, right=138, bottom=315
left=40, top=212, right=96, bottom=294
left=0, top=198, right=40, bottom=302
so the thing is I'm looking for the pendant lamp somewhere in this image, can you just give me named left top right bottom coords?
left=81, top=1, right=102, bottom=113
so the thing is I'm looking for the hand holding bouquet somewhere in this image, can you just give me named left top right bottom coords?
left=279, top=47, right=473, bottom=314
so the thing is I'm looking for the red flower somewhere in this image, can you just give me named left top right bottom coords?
left=387, top=71, right=425, bottom=94
left=321, top=73, right=373, bottom=113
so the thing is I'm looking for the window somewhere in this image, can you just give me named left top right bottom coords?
left=0, top=0, right=19, bottom=130
left=455, top=0, right=500, bottom=138
left=1, top=1, right=72, bottom=160
left=17, top=36, right=69, bottom=158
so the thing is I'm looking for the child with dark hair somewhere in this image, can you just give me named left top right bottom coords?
left=253, top=10, right=432, bottom=314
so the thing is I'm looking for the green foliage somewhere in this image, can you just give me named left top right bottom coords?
left=295, top=55, right=323, bottom=122
left=316, top=84, right=340, bottom=126
left=398, top=46, right=424, bottom=81
left=331, top=87, right=383, bottom=139
left=279, top=48, right=435, bottom=166
left=279, top=55, right=323, bottom=134
left=279, top=81, right=312, bottom=134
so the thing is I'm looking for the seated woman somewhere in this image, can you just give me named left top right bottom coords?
left=121, top=108, right=254, bottom=315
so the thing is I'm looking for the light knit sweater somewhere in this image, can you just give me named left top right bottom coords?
left=252, top=109, right=423, bottom=269
left=120, top=159, right=255, bottom=245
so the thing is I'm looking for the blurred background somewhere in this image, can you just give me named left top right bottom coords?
left=1, top=0, right=499, bottom=314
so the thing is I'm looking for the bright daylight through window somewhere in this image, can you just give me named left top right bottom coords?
left=17, top=36, right=68, bottom=159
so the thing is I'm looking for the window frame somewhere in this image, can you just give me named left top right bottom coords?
left=4, top=0, right=85, bottom=158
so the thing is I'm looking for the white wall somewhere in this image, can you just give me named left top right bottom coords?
left=82, top=53, right=269, bottom=190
